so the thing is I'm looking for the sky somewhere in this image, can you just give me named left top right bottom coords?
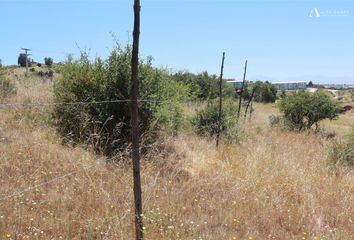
left=1, top=0, right=353, bottom=84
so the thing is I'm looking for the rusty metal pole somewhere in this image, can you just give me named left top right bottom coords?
left=216, top=52, right=225, bottom=147
left=130, top=0, right=144, bottom=239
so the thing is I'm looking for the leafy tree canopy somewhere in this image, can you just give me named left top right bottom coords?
left=278, top=90, right=340, bottom=131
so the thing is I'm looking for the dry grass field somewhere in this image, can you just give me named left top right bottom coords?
left=0, top=69, right=353, bottom=239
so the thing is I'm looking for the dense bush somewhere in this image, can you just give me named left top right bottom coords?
left=37, top=63, right=42, bottom=67
left=0, top=59, right=2, bottom=68
left=38, top=70, right=54, bottom=78
left=53, top=44, right=188, bottom=156
left=44, top=57, right=53, bottom=67
left=193, top=98, right=240, bottom=141
left=30, top=67, right=36, bottom=72
left=278, top=91, right=340, bottom=131
left=48, top=69, right=54, bottom=77
left=251, top=81, right=277, bottom=103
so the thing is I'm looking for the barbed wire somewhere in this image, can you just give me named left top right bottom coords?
left=0, top=97, right=242, bottom=202
left=0, top=99, right=172, bottom=110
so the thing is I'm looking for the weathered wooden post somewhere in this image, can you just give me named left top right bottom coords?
left=237, top=60, right=247, bottom=119
left=216, top=52, right=225, bottom=147
left=130, top=0, right=144, bottom=239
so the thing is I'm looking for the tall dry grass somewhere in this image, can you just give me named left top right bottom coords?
left=0, top=72, right=353, bottom=239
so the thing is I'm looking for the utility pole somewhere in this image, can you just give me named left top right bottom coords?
left=216, top=52, right=225, bottom=148
left=130, top=0, right=144, bottom=240
left=21, top=48, right=31, bottom=77
left=237, top=60, right=247, bottom=119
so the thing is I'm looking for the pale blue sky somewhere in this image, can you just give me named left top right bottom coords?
left=1, top=0, right=353, bottom=84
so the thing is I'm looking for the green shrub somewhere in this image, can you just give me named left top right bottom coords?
left=53, top=44, right=188, bottom=156
left=278, top=90, right=340, bottom=131
left=37, top=63, right=42, bottom=67
left=37, top=70, right=53, bottom=78
left=193, top=98, right=240, bottom=141
left=48, top=69, right=54, bottom=77
left=30, top=67, right=36, bottom=72
left=328, top=141, right=354, bottom=167
left=280, top=90, right=286, bottom=99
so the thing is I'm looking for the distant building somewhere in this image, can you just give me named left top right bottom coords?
left=323, top=84, right=354, bottom=90
left=227, top=80, right=252, bottom=89
left=271, top=81, right=307, bottom=91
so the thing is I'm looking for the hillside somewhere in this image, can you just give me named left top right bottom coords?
left=0, top=67, right=353, bottom=239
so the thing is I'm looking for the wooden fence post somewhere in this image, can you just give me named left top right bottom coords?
left=216, top=52, right=225, bottom=147
left=130, top=0, right=144, bottom=239
left=244, top=87, right=255, bottom=121
left=237, top=60, right=247, bottom=119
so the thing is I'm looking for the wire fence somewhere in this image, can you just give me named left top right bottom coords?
left=0, top=98, right=177, bottom=203
left=0, top=97, right=239, bottom=203
left=0, top=99, right=170, bottom=110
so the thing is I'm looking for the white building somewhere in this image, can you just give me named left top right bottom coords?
left=227, top=80, right=252, bottom=89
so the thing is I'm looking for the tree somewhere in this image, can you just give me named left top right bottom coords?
left=172, top=71, right=200, bottom=100
left=278, top=90, right=340, bottom=131
left=44, top=57, right=53, bottom=67
left=0, top=59, right=2, bottom=68
left=18, top=53, right=31, bottom=67
left=308, top=81, right=314, bottom=87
